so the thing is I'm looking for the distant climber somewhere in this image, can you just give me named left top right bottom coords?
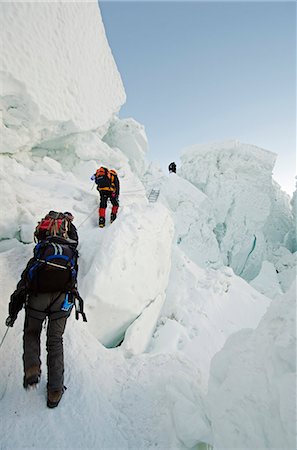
left=91, top=166, right=120, bottom=228
left=5, top=211, right=86, bottom=409
left=168, top=162, right=176, bottom=174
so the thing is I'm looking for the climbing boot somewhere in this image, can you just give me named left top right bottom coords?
left=47, top=386, right=66, bottom=408
left=99, top=217, right=105, bottom=228
left=23, top=366, right=41, bottom=389
left=110, top=213, right=117, bottom=223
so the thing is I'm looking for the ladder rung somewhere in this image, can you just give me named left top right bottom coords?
left=148, top=189, right=160, bottom=203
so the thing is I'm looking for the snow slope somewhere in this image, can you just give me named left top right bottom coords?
left=206, top=282, right=296, bottom=450
left=0, top=133, right=181, bottom=448
left=0, top=143, right=273, bottom=449
left=0, top=2, right=295, bottom=449
left=0, top=130, right=293, bottom=448
left=0, top=277, right=184, bottom=450
left=148, top=247, right=270, bottom=391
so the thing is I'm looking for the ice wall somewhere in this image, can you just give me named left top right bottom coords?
left=287, top=183, right=297, bottom=252
left=80, top=202, right=174, bottom=347
left=206, top=282, right=296, bottom=449
left=103, top=117, right=149, bottom=178
left=0, top=1, right=126, bottom=153
left=159, top=173, right=221, bottom=269
left=179, top=140, right=294, bottom=281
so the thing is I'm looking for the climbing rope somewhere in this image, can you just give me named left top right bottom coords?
left=121, top=189, right=145, bottom=195
left=76, top=205, right=98, bottom=229
left=76, top=185, right=155, bottom=229
left=0, top=327, right=9, bottom=350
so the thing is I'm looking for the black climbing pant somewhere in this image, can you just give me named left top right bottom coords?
left=23, top=291, right=71, bottom=391
left=99, top=191, right=119, bottom=209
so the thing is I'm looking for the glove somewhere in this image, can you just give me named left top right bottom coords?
left=5, top=316, right=16, bottom=327
left=111, top=192, right=116, bottom=199
left=90, top=174, right=95, bottom=181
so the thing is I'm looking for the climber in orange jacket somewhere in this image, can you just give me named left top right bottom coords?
left=92, top=167, right=120, bottom=228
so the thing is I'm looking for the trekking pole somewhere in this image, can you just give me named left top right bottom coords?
left=0, top=327, right=9, bottom=349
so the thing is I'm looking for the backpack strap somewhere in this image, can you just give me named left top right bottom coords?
left=72, top=289, right=87, bottom=322
left=108, top=169, right=118, bottom=192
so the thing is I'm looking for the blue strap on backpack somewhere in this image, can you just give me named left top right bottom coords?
left=27, top=239, right=77, bottom=293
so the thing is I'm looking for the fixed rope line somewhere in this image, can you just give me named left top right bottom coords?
left=0, top=327, right=9, bottom=350
left=121, top=189, right=145, bottom=195
left=76, top=205, right=98, bottom=229
left=77, top=186, right=153, bottom=229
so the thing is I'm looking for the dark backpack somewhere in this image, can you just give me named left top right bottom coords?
left=34, top=211, right=71, bottom=242
left=26, top=237, right=78, bottom=294
left=95, top=167, right=115, bottom=191
left=168, top=162, right=176, bottom=173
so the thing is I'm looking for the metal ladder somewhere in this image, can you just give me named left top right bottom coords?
left=148, top=188, right=160, bottom=203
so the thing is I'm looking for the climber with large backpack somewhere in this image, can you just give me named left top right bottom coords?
left=5, top=211, right=86, bottom=409
left=91, top=166, right=120, bottom=228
